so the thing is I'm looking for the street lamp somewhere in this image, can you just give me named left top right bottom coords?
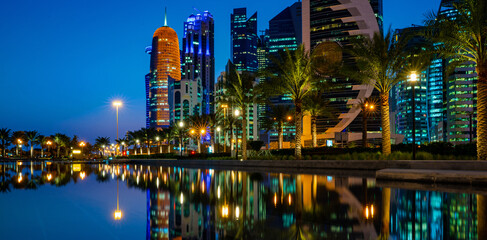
left=216, top=126, right=221, bottom=153
left=410, top=72, right=418, bottom=160
left=79, top=142, right=85, bottom=156
left=221, top=104, right=228, bottom=153
left=179, top=121, right=184, bottom=156
left=156, top=136, right=162, bottom=154
left=112, top=101, right=122, bottom=141
left=17, top=139, right=22, bottom=156
left=234, top=109, right=240, bottom=160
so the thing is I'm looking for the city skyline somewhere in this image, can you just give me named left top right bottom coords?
left=0, top=0, right=441, bottom=142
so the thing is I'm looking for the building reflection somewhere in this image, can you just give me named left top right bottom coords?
left=0, top=162, right=483, bottom=239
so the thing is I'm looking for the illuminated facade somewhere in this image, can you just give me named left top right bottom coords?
left=231, top=8, right=258, bottom=72
left=147, top=18, right=181, bottom=129
left=147, top=189, right=170, bottom=239
left=181, top=11, right=215, bottom=115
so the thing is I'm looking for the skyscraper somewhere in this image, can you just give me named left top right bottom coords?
left=181, top=11, right=215, bottom=115
left=147, top=12, right=181, bottom=129
left=268, top=2, right=302, bottom=54
left=231, top=8, right=258, bottom=72
left=301, top=0, right=386, bottom=146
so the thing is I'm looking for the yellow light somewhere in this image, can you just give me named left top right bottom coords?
left=192, top=183, right=195, bottom=192
left=222, top=205, right=229, bottom=218
left=73, top=164, right=81, bottom=172
left=217, top=186, right=221, bottom=199
left=288, top=194, right=292, bottom=205
left=274, top=193, right=277, bottom=207
left=156, top=137, right=160, bottom=141
left=17, top=139, right=22, bottom=144
left=73, top=150, right=81, bottom=154
left=47, top=141, right=52, bottom=145
left=200, top=129, right=206, bottom=134
left=179, top=121, right=184, bottom=127
left=371, top=204, right=374, bottom=218
left=235, top=206, right=240, bottom=219
left=47, top=174, right=52, bottom=181
left=112, top=101, right=122, bottom=107
left=180, top=192, right=184, bottom=204
left=80, top=171, right=86, bottom=180
left=234, top=109, right=240, bottom=116
left=114, top=210, right=122, bottom=220
left=365, top=206, right=369, bottom=219
left=221, top=104, right=228, bottom=108
left=79, top=142, right=85, bottom=147
left=190, top=129, right=195, bottom=134
left=370, top=105, right=375, bottom=110
left=201, top=181, right=205, bottom=193
left=17, top=162, right=22, bottom=166
left=410, top=72, right=418, bottom=82
left=216, top=127, right=221, bottom=132
left=18, top=174, right=22, bottom=183
left=287, top=116, right=292, bottom=121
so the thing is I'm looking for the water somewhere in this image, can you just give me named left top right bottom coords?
left=0, top=162, right=482, bottom=240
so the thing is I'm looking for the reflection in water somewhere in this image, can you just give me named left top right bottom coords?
left=0, top=162, right=483, bottom=239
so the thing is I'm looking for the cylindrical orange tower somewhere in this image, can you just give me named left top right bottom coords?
left=147, top=23, right=181, bottom=129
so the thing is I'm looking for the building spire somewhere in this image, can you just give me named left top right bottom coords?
left=164, top=7, right=167, bottom=26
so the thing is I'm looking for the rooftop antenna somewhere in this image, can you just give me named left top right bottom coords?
left=164, top=7, right=167, bottom=26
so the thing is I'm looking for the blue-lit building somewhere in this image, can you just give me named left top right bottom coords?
left=231, top=8, right=258, bottom=72
left=181, top=11, right=215, bottom=116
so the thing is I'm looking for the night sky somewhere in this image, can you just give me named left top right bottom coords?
left=0, top=0, right=441, bottom=143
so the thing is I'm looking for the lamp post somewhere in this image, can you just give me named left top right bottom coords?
left=136, top=139, right=140, bottom=155
left=47, top=141, right=52, bottom=157
left=79, top=142, right=85, bottom=157
left=234, top=109, right=240, bottom=160
left=199, top=129, right=206, bottom=154
left=216, top=126, right=221, bottom=153
left=113, top=101, right=122, bottom=142
left=156, top=136, right=162, bottom=154
left=179, top=121, right=184, bottom=156
left=362, top=102, right=375, bottom=148
left=221, top=104, right=228, bottom=153
left=410, top=72, right=417, bottom=160
left=17, top=139, right=22, bottom=156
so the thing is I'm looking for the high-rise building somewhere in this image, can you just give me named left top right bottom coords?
left=231, top=8, right=258, bottom=72
left=301, top=0, right=388, bottom=146
left=147, top=189, right=171, bottom=240
left=168, top=77, right=202, bottom=123
left=268, top=2, right=302, bottom=54
left=146, top=12, right=181, bottom=129
left=181, top=11, right=215, bottom=115
left=438, top=0, right=477, bottom=144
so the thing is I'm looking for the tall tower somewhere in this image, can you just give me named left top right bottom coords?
left=146, top=9, right=181, bottom=129
left=182, top=11, right=215, bottom=115
left=231, top=8, right=258, bottom=72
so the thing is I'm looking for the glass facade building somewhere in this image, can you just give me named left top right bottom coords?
left=231, top=8, right=258, bottom=72
left=147, top=22, right=181, bottom=130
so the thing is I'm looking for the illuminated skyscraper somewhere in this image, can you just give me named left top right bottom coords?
left=231, top=8, right=258, bottom=72
left=146, top=11, right=181, bottom=129
left=181, top=11, right=215, bottom=115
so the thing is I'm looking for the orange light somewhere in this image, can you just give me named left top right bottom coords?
left=365, top=206, right=369, bottom=219
left=47, top=174, right=52, bottom=181
left=114, top=210, right=122, bottom=220
left=80, top=171, right=86, bottom=180
left=200, top=129, right=206, bottom=134
left=274, top=193, right=277, bottom=207
left=18, top=174, right=22, bottom=183
left=79, top=142, right=85, bottom=147
left=288, top=194, right=292, bottom=205
left=287, top=116, right=292, bottom=121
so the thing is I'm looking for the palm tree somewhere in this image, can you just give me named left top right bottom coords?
left=425, top=0, right=487, bottom=159
left=189, top=115, right=210, bottom=153
left=225, top=115, right=239, bottom=155
left=303, top=91, right=336, bottom=148
left=11, top=131, right=27, bottom=157
left=53, top=133, right=70, bottom=158
left=263, top=45, right=319, bottom=159
left=94, top=137, right=110, bottom=157
left=25, top=130, right=40, bottom=158
left=0, top=128, right=11, bottom=158
left=225, top=67, right=260, bottom=160
left=115, top=137, right=127, bottom=154
left=267, top=104, right=293, bottom=149
left=356, top=98, right=378, bottom=148
left=346, top=29, right=413, bottom=155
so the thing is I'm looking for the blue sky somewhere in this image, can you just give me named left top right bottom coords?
left=0, top=0, right=441, bottom=143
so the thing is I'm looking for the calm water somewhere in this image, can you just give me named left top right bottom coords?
left=0, top=162, right=482, bottom=240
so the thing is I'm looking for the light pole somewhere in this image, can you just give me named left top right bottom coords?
left=410, top=72, right=417, bottom=160
left=199, top=129, right=206, bottom=154
left=216, top=126, right=221, bottom=153
left=136, top=139, right=140, bottom=155
left=234, top=109, right=240, bottom=160
left=79, top=142, right=85, bottom=157
left=17, top=139, right=22, bottom=157
left=179, top=121, right=184, bottom=156
left=221, top=104, right=228, bottom=153
left=113, top=101, right=122, bottom=141
left=156, top=136, right=162, bottom=154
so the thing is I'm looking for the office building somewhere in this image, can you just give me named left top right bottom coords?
left=231, top=8, right=258, bottom=72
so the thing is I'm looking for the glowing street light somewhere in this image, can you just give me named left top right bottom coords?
left=112, top=100, right=122, bottom=141
left=79, top=141, right=85, bottom=156
left=114, top=179, right=122, bottom=220
left=80, top=171, right=86, bottom=180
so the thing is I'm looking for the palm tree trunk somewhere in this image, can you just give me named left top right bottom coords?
left=478, top=195, right=487, bottom=239
left=477, top=64, right=487, bottom=160
left=30, top=144, right=33, bottom=158
left=295, top=101, right=303, bottom=159
left=312, top=116, right=317, bottom=148
left=230, top=128, right=234, bottom=156
left=224, top=130, right=227, bottom=153
left=197, top=137, right=201, bottom=154
left=57, top=146, right=60, bottom=158
left=362, top=112, right=368, bottom=148
left=210, top=130, right=215, bottom=154
left=242, top=108, right=248, bottom=160
left=278, top=122, right=283, bottom=149
left=380, top=93, right=391, bottom=155
left=41, top=147, right=44, bottom=158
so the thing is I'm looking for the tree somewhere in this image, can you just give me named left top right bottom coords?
left=356, top=98, right=378, bottom=148
left=346, top=29, right=412, bottom=155
left=225, top=66, right=260, bottom=160
left=267, top=104, right=293, bottom=149
left=11, top=131, right=27, bottom=157
left=303, top=91, right=336, bottom=148
left=263, top=45, right=319, bottom=159
left=0, top=128, right=11, bottom=158
left=425, top=0, right=487, bottom=160
left=188, top=114, right=210, bottom=153
left=94, top=137, right=110, bottom=157
left=115, top=137, right=127, bottom=155
left=53, top=133, right=70, bottom=158
left=25, top=130, right=40, bottom=158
